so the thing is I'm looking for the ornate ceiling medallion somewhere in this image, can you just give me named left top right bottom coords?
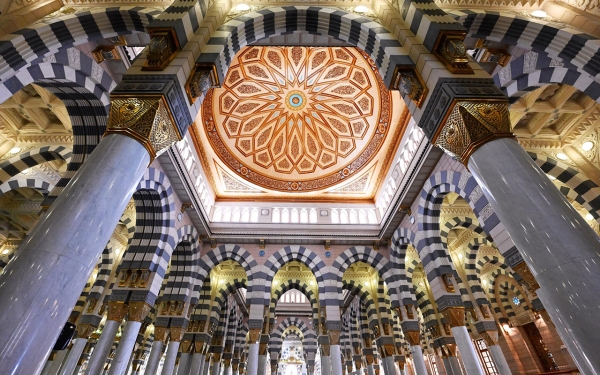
left=202, top=46, right=392, bottom=192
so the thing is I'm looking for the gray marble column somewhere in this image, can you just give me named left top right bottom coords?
left=366, top=365, right=375, bottom=375
left=321, top=356, right=331, bottom=375
left=40, top=361, right=53, bottom=375
left=450, top=327, right=484, bottom=375
left=257, top=355, right=267, bottom=375
left=487, top=346, right=511, bottom=375
left=442, top=358, right=454, bottom=375
left=330, top=346, right=343, bottom=375
left=447, top=356, right=463, bottom=375
left=190, top=353, right=205, bottom=375
left=211, top=361, right=221, bottom=375
left=409, top=346, right=427, bottom=375
left=0, top=134, right=150, bottom=375
left=84, top=321, right=120, bottom=375
left=108, top=321, right=142, bottom=375
left=144, top=340, right=164, bottom=375
left=223, top=365, right=232, bottom=375
left=202, top=357, right=211, bottom=375
left=246, top=344, right=259, bottom=375
left=382, top=357, right=396, bottom=375
left=48, top=350, right=69, bottom=375
left=59, top=338, right=88, bottom=375
left=469, top=136, right=600, bottom=372
left=399, top=363, right=406, bottom=375
left=162, top=342, right=181, bottom=375
left=177, top=353, right=191, bottom=375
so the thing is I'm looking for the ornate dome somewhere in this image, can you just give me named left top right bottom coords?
left=201, top=46, right=392, bottom=193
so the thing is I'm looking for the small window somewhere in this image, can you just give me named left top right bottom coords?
left=223, top=208, right=231, bottom=222
left=250, top=208, right=259, bottom=223
left=512, top=296, right=521, bottom=306
left=232, top=208, right=241, bottom=222
left=340, top=209, right=349, bottom=224
left=241, top=208, right=250, bottom=222
left=474, top=339, right=499, bottom=375
left=272, top=208, right=280, bottom=223
left=300, top=209, right=308, bottom=223
left=291, top=209, right=299, bottom=223
left=282, top=209, right=290, bottom=223
left=331, top=209, right=339, bottom=224
left=213, top=208, right=222, bottom=222
left=309, top=209, right=318, bottom=223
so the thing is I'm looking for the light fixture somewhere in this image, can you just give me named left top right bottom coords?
left=1, top=249, right=9, bottom=255
left=482, top=279, right=487, bottom=285
left=364, top=281, right=370, bottom=287
left=548, top=175, right=557, bottom=180
left=309, top=281, right=314, bottom=286
left=586, top=213, right=594, bottom=221
left=458, top=253, right=464, bottom=260
left=274, top=280, right=279, bottom=285
left=21, top=169, right=30, bottom=174
left=9, top=147, right=21, bottom=154
left=236, top=3, right=250, bottom=11
left=556, top=153, right=568, bottom=160
left=418, top=282, right=424, bottom=287
left=503, top=323, right=511, bottom=331
left=582, top=141, right=594, bottom=151
left=354, top=5, right=369, bottom=13
left=531, top=10, right=547, bottom=18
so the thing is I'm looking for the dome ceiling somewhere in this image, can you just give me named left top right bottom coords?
left=194, top=46, right=407, bottom=200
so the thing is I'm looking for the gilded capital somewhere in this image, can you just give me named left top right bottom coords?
left=321, top=344, right=330, bottom=356
left=379, top=344, right=395, bottom=359
left=76, top=324, right=97, bottom=340
left=513, top=262, right=540, bottom=295
left=328, top=329, right=341, bottom=345
left=107, top=301, right=128, bottom=322
left=128, top=302, right=152, bottom=322
left=433, top=100, right=514, bottom=165
left=405, top=331, right=421, bottom=346
left=481, top=331, right=499, bottom=347
left=249, top=328, right=261, bottom=344
left=259, top=343, right=268, bottom=355
left=106, top=96, right=181, bottom=161
left=170, top=327, right=186, bottom=342
left=441, top=307, right=466, bottom=328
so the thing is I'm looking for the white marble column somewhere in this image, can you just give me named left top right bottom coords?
left=487, top=346, right=511, bottom=375
left=442, top=358, right=454, bottom=375
left=201, top=357, right=211, bottom=375
left=447, top=356, right=463, bottom=375
left=223, top=364, right=232, bottom=375
left=162, top=342, right=181, bottom=375
left=48, top=350, right=69, bottom=375
left=108, top=321, right=142, bottom=375
left=330, top=346, right=343, bottom=375
left=211, top=361, right=221, bottom=375
left=399, top=363, right=406, bottom=375
left=190, top=353, right=205, bottom=375
left=450, top=327, right=484, bottom=375
left=469, top=136, right=600, bottom=372
left=366, top=365, right=375, bottom=375
left=246, top=344, right=259, bottom=375
left=257, top=355, right=267, bottom=375
left=40, top=361, right=53, bottom=375
left=321, top=356, right=331, bottom=375
left=0, top=134, right=150, bottom=375
left=143, top=340, right=164, bottom=375
left=85, top=321, right=120, bottom=375
left=178, top=353, right=191, bottom=375
left=58, top=338, right=88, bottom=375
left=382, top=357, right=396, bottom=375
left=409, top=347, right=428, bottom=375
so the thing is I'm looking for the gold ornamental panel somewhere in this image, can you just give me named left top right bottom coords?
left=201, top=46, right=392, bottom=192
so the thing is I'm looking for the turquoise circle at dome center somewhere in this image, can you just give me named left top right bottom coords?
left=289, top=94, right=303, bottom=107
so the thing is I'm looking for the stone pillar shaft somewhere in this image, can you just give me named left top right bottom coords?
left=321, top=356, right=331, bottom=375
left=162, top=342, right=181, bottom=375
left=488, top=346, right=510, bottom=375
left=451, top=326, right=484, bottom=375
left=331, top=345, right=343, bottom=375
left=246, top=344, right=259, bottom=375
left=85, top=320, right=121, bottom=375
left=108, top=321, right=142, bottom=375
left=410, top=346, right=428, bottom=375
left=58, top=338, right=88, bottom=375
left=0, top=134, right=150, bottom=375
left=190, top=353, right=205, bottom=375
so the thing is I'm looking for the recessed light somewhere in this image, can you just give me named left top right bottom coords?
left=354, top=5, right=369, bottom=13
left=9, top=147, right=21, bottom=154
left=458, top=253, right=464, bottom=260
left=556, top=153, right=568, bottom=160
left=586, top=213, right=594, bottom=221
left=482, top=279, right=487, bottom=285
left=582, top=141, right=594, bottom=151
left=531, top=10, right=547, bottom=18
left=236, top=3, right=250, bottom=11
left=1, top=249, right=9, bottom=255
left=548, top=175, right=557, bottom=180
left=21, top=169, right=30, bottom=174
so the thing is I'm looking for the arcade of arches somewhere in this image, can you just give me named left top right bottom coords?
left=3, top=0, right=600, bottom=375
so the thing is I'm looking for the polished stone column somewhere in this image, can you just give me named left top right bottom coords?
left=202, top=356, right=211, bottom=375
left=331, top=345, right=343, bottom=375
left=211, top=359, right=221, bottom=375
left=409, top=347, right=427, bottom=375
left=382, top=356, right=396, bottom=375
left=162, top=341, right=181, bottom=375
left=442, top=358, right=454, bottom=375
left=59, top=338, right=88, bottom=375
left=108, top=321, right=142, bottom=375
left=452, top=107, right=600, bottom=371
left=451, top=327, right=484, bottom=375
left=190, top=353, right=205, bottom=375
left=40, top=361, right=52, bottom=375
left=144, top=340, right=165, bottom=375
left=447, top=356, right=463, bottom=375
left=322, top=356, right=331, bottom=375
left=366, top=365, right=375, bottom=375
left=246, top=328, right=260, bottom=375
left=177, top=353, right=190, bottom=375
left=257, top=354, right=267, bottom=375
left=398, top=363, right=406, bottom=375
left=223, top=364, right=232, bottom=375
left=487, top=346, right=510, bottom=375
left=48, top=350, right=68, bottom=375
left=85, top=320, right=121, bottom=375
left=0, top=133, right=151, bottom=375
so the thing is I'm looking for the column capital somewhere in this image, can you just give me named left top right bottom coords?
left=512, top=262, right=540, bottom=295
left=248, top=328, right=261, bottom=344
left=433, top=100, right=514, bottom=165
left=320, top=344, right=330, bottom=356
left=107, top=301, right=128, bottom=322
left=76, top=323, right=96, bottom=340
left=154, top=326, right=169, bottom=342
left=405, top=331, right=421, bottom=346
left=328, top=329, right=340, bottom=345
left=170, top=327, right=186, bottom=342
left=128, top=302, right=152, bottom=322
left=258, top=343, right=268, bottom=355
left=106, top=96, right=182, bottom=161
left=481, top=331, right=499, bottom=347
left=379, top=344, right=395, bottom=359
left=441, top=306, right=466, bottom=328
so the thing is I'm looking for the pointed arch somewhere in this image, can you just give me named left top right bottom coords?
left=198, top=244, right=257, bottom=295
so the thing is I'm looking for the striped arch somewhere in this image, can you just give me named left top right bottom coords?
left=211, top=279, right=248, bottom=324
left=119, top=168, right=176, bottom=292
left=480, top=267, right=513, bottom=318
left=197, top=6, right=411, bottom=87
left=159, top=225, right=202, bottom=304
left=332, top=246, right=401, bottom=308
left=413, top=278, right=437, bottom=329
left=449, top=10, right=600, bottom=83
left=0, top=176, right=53, bottom=197
left=269, top=317, right=317, bottom=358
left=0, top=7, right=160, bottom=85
left=0, top=146, right=72, bottom=184
left=439, top=216, right=490, bottom=247
left=269, top=279, right=319, bottom=327
left=529, top=152, right=600, bottom=220
left=198, top=244, right=257, bottom=296
left=390, top=227, right=418, bottom=305
left=491, top=50, right=596, bottom=103
left=264, top=246, right=327, bottom=306
left=341, top=280, right=377, bottom=322
left=494, top=276, right=531, bottom=319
